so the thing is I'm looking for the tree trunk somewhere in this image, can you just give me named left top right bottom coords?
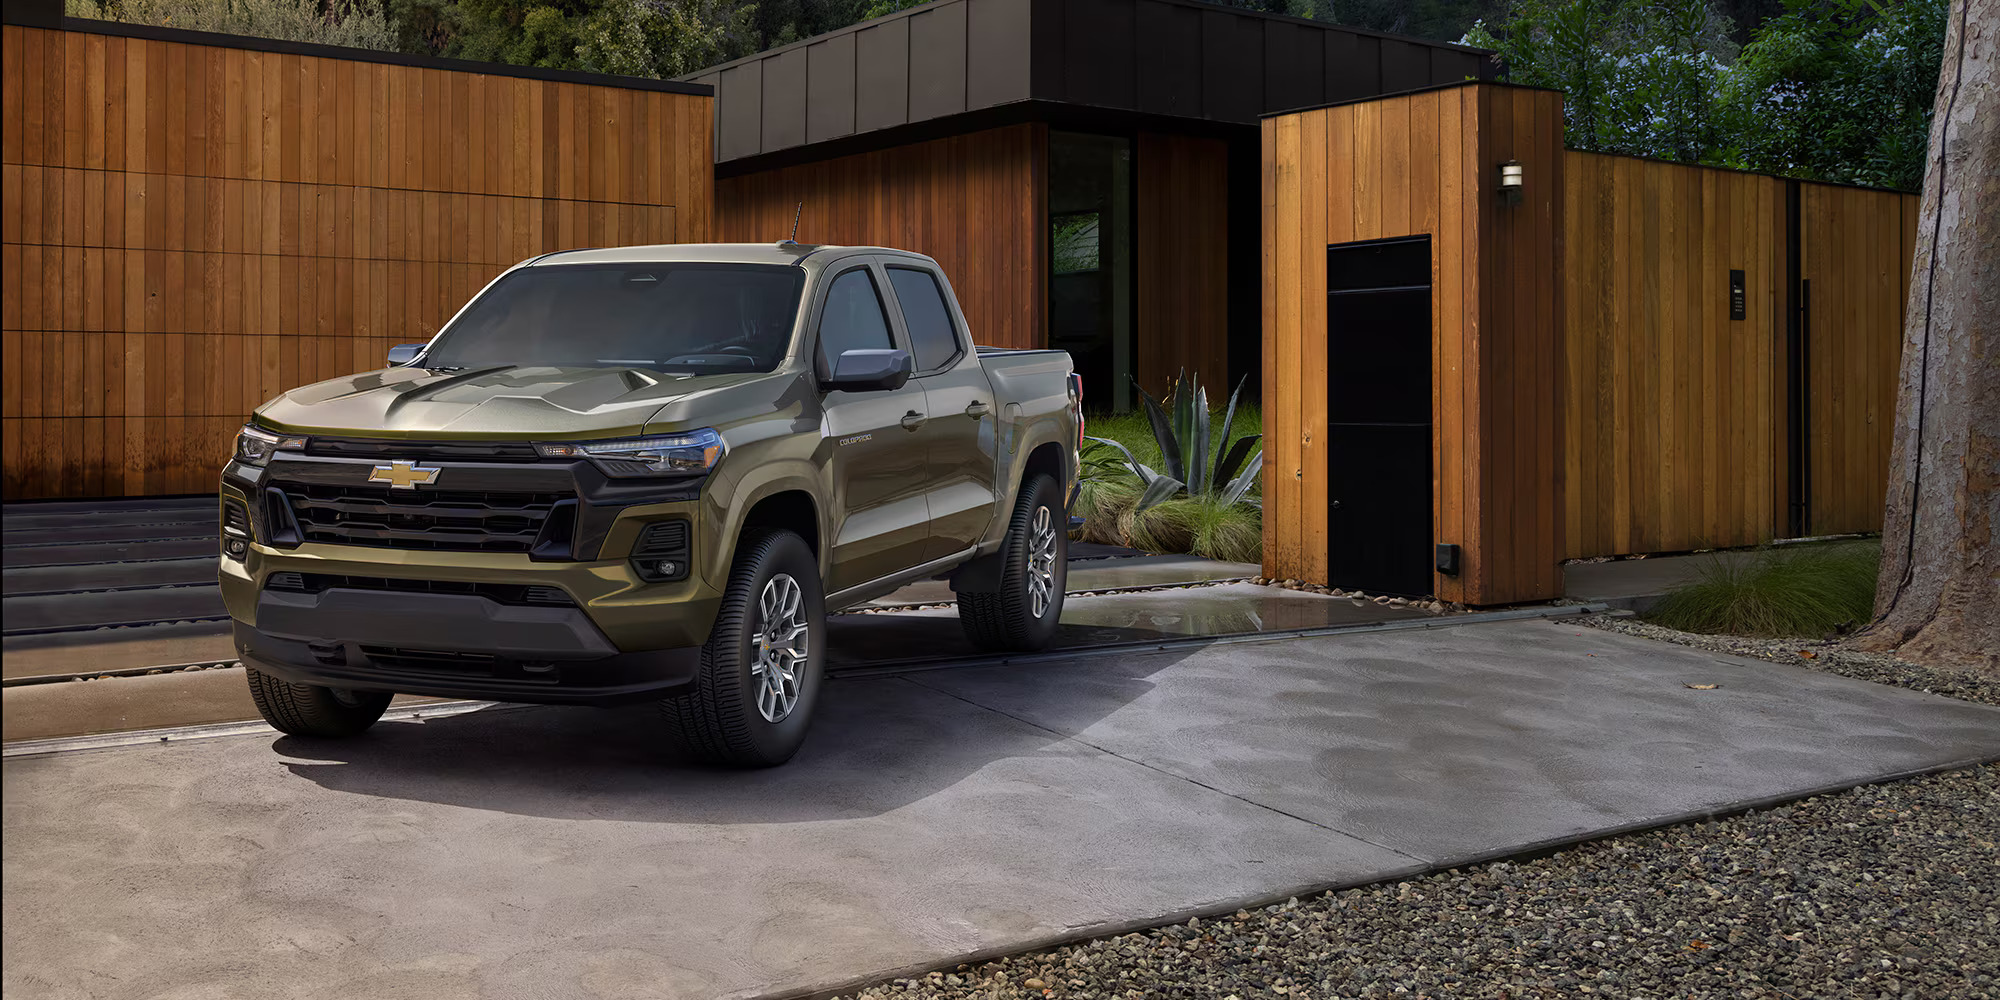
left=1851, top=0, right=2000, bottom=669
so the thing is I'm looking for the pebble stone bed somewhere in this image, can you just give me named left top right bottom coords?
left=839, top=765, right=1997, bottom=1000
left=830, top=614, right=1998, bottom=1000
left=1576, top=612, right=2000, bottom=709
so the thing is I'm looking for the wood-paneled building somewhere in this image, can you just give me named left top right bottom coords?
left=1, top=6, right=713, bottom=498
left=1264, top=83, right=1915, bottom=604
left=682, top=0, right=1495, bottom=408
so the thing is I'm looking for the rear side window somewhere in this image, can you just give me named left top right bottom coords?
left=887, top=267, right=962, bottom=372
left=817, top=268, right=894, bottom=370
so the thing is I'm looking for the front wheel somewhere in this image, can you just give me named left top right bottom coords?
left=661, top=529, right=826, bottom=767
left=244, top=665, right=392, bottom=738
left=958, top=473, right=1067, bottom=652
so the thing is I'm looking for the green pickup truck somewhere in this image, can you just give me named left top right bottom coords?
left=219, top=243, right=1082, bottom=766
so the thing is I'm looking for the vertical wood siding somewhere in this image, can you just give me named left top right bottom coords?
left=1801, top=182, right=1915, bottom=537
left=1135, top=131, right=1229, bottom=396
left=0, top=23, right=713, bottom=499
left=1261, top=84, right=1566, bottom=605
left=1560, top=152, right=1913, bottom=557
left=714, top=124, right=1047, bottom=350
left=1560, top=151, right=1785, bottom=557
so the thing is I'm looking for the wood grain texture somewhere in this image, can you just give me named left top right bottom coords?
left=1560, top=152, right=1912, bottom=557
left=1136, top=131, right=1229, bottom=395
left=1801, top=181, right=1911, bottom=537
left=715, top=124, right=1046, bottom=350
left=1, top=23, right=713, bottom=498
left=1262, top=83, right=1564, bottom=605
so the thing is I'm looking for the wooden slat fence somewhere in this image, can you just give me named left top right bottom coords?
left=1561, top=150, right=1914, bottom=558
left=0, top=20, right=713, bottom=498
left=1802, top=182, right=1917, bottom=537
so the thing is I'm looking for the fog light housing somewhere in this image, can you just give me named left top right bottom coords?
left=631, top=521, right=691, bottom=583
left=221, top=499, right=253, bottom=560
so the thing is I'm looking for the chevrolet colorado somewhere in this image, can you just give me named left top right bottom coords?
left=219, top=243, right=1082, bottom=766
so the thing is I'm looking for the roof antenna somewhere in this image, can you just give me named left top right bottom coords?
left=779, top=202, right=802, bottom=247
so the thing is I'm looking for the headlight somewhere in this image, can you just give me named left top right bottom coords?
left=234, top=425, right=307, bottom=466
left=538, top=428, right=724, bottom=477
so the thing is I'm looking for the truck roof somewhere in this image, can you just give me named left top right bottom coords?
left=529, top=243, right=932, bottom=268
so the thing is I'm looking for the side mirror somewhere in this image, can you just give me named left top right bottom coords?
left=386, top=343, right=427, bottom=367
left=821, top=349, right=913, bottom=392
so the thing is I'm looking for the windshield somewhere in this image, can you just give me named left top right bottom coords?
left=419, top=263, right=805, bottom=373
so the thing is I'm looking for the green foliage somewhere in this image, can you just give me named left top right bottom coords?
left=1721, top=0, right=1945, bottom=189
left=1469, top=0, right=1944, bottom=190
left=1088, top=371, right=1263, bottom=516
left=1077, top=374, right=1264, bottom=563
left=1645, top=542, right=1880, bottom=638
left=1125, top=492, right=1265, bottom=565
left=573, top=0, right=751, bottom=76
left=70, top=0, right=397, bottom=48
left=858, top=0, right=926, bottom=19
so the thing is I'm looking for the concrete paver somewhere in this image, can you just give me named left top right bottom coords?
left=5, top=618, right=1996, bottom=1000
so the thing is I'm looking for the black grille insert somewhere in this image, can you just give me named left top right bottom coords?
left=359, top=646, right=501, bottom=674
left=265, top=573, right=576, bottom=606
left=306, top=438, right=544, bottom=462
left=272, top=483, right=567, bottom=553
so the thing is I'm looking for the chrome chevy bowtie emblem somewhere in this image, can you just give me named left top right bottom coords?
left=368, top=460, right=441, bottom=489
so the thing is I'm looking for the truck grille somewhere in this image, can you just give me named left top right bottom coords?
left=273, top=482, right=569, bottom=553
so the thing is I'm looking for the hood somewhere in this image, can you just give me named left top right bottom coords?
left=254, top=365, right=782, bottom=440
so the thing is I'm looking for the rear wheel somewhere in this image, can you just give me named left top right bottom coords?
left=661, top=529, right=825, bottom=767
left=958, top=473, right=1066, bottom=651
left=244, top=665, right=392, bottom=738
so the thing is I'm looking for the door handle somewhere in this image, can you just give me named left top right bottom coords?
left=964, top=400, right=991, bottom=418
left=900, top=410, right=928, bottom=430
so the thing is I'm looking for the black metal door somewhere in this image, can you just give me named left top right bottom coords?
left=1326, top=236, right=1433, bottom=596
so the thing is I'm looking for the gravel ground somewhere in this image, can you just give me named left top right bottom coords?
left=1577, top=613, right=2000, bottom=709
left=839, top=766, right=1998, bottom=1000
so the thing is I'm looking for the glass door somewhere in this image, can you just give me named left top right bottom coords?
left=1047, top=131, right=1134, bottom=411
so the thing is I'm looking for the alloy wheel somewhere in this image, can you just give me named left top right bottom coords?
left=1026, top=505, right=1058, bottom=619
left=750, top=572, right=810, bottom=723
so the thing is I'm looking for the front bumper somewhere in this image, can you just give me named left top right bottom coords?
left=220, top=449, right=726, bottom=704
left=234, top=582, right=704, bottom=705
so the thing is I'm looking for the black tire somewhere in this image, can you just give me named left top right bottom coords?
left=660, top=529, right=826, bottom=767
left=244, top=665, right=392, bottom=738
left=958, top=473, right=1067, bottom=652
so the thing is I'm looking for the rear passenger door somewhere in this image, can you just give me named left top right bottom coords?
left=815, top=259, right=933, bottom=595
left=882, top=264, right=999, bottom=561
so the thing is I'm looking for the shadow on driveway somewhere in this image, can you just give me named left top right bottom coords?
left=269, top=647, right=1199, bottom=824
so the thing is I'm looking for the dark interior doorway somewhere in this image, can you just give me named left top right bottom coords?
left=1325, top=235, right=1433, bottom=597
left=1047, top=131, right=1134, bottom=411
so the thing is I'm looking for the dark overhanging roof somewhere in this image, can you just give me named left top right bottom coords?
left=679, top=0, right=1496, bottom=165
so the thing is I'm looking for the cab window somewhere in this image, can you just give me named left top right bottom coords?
left=887, top=267, right=963, bottom=372
left=817, top=268, right=895, bottom=372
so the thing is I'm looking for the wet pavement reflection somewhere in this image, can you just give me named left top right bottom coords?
left=827, top=582, right=1428, bottom=668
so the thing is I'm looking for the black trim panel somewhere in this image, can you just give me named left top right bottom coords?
left=237, top=624, right=699, bottom=707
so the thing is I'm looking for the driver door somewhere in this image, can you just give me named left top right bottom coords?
left=815, top=260, right=932, bottom=595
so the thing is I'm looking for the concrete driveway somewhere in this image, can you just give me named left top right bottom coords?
left=6, top=618, right=1997, bottom=1000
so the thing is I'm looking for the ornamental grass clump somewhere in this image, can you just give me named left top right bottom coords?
left=1077, top=371, right=1264, bottom=563
left=1645, top=542, right=1880, bottom=639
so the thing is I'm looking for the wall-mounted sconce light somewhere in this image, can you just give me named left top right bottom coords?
left=1498, top=160, right=1524, bottom=205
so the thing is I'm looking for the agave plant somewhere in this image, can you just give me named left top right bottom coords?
left=1085, top=371, right=1263, bottom=515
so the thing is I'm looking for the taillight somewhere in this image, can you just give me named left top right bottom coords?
left=1068, top=373, right=1085, bottom=451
